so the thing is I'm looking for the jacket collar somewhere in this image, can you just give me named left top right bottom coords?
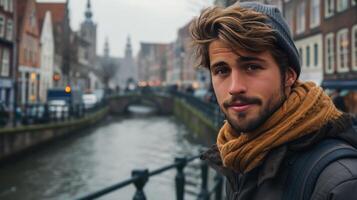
left=201, top=144, right=287, bottom=187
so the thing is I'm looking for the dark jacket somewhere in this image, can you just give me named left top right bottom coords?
left=201, top=124, right=357, bottom=200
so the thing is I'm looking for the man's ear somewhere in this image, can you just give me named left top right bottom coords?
left=285, top=67, right=297, bottom=88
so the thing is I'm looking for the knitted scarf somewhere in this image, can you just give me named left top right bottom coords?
left=216, top=81, right=343, bottom=173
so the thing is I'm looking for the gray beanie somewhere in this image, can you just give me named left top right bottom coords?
left=234, top=1, right=301, bottom=77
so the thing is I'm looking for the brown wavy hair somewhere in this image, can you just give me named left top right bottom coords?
left=189, top=5, right=289, bottom=73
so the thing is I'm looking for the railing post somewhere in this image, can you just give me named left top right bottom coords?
left=198, top=161, right=209, bottom=200
left=132, top=169, right=149, bottom=200
left=175, top=157, right=187, bottom=200
left=214, top=174, right=223, bottom=200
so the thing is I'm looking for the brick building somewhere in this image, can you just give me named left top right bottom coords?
left=283, top=0, right=357, bottom=113
left=17, top=0, right=41, bottom=104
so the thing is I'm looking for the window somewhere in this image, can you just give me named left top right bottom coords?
left=8, top=0, right=12, bottom=12
left=325, top=0, right=335, bottom=18
left=297, top=1, right=306, bottom=34
left=310, top=0, right=320, bottom=28
left=306, top=46, right=310, bottom=67
left=352, top=25, right=357, bottom=70
left=337, top=0, right=348, bottom=12
left=29, top=10, right=36, bottom=28
left=284, top=6, right=294, bottom=33
left=0, top=16, right=4, bottom=37
left=6, top=19, right=12, bottom=41
left=1, top=48, right=9, bottom=77
left=337, top=29, right=349, bottom=72
left=2, top=0, right=7, bottom=11
left=314, top=43, right=319, bottom=66
left=325, top=33, right=334, bottom=74
left=299, top=48, right=304, bottom=65
left=352, top=0, right=356, bottom=6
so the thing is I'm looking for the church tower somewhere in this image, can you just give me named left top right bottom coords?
left=125, top=36, right=132, bottom=58
left=80, top=0, right=97, bottom=66
left=104, top=37, right=110, bottom=58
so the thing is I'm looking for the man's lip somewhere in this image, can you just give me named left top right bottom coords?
left=228, top=103, right=253, bottom=112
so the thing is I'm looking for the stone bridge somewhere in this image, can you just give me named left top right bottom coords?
left=108, top=94, right=174, bottom=115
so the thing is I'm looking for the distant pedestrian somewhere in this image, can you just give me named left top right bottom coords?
left=191, top=2, right=357, bottom=200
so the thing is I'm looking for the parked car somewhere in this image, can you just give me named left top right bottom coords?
left=0, top=101, right=9, bottom=127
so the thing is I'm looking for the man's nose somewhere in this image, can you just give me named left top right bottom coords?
left=228, top=71, right=247, bottom=95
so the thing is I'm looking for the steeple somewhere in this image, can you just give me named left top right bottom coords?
left=85, top=0, right=93, bottom=21
left=104, top=37, right=110, bottom=57
left=125, top=36, right=132, bottom=58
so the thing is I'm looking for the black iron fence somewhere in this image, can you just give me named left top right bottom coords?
left=74, top=155, right=223, bottom=200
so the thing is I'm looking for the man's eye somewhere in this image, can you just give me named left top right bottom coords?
left=246, top=64, right=261, bottom=71
left=214, top=66, right=229, bottom=75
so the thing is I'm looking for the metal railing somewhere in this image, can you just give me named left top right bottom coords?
left=15, top=100, right=106, bottom=126
left=74, top=155, right=223, bottom=200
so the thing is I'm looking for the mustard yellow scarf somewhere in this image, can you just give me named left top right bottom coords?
left=216, top=81, right=342, bottom=173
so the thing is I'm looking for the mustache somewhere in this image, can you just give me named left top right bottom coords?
left=223, top=95, right=262, bottom=107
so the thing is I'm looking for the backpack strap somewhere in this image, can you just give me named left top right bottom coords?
left=283, top=139, right=357, bottom=200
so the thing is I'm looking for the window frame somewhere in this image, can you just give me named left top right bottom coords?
left=314, top=43, right=319, bottom=67
left=310, top=0, right=320, bottom=28
left=296, top=0, right=306, bottom=34
left=325, top=0, right=335, bottom=18
left=325, top=33, right=335, bottom=74
left=6, top=19, right=12, bottom=41
left=0, top=15, right=5, bottom=38
left=352, top=25, right=357, bottom=71
left=1, top=48, right=9, bottom=77
left=337, top=0, right=349, bottom=12
left=306, top=45, right=311, bottom=67
left=336, top=29, right=349, bottom=73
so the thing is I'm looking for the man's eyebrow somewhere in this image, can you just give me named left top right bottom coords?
left=210, top=61, right=227, bottom=69
left=237, top=56, right=265, bottom=63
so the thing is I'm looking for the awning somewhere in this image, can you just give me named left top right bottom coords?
left=321, top=80, right=357, bottom=90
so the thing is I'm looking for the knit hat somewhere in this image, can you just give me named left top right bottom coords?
left=234, top=1, right=301, bottom=77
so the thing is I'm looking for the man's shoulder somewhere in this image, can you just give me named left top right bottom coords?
left=311, top=157, right=357, bottom=200
left=283, top=137, right=357, bottom=200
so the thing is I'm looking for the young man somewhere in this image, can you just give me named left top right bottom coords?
left=190, top=2, right=357, bottom=200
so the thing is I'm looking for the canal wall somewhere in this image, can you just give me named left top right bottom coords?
left=173, top=98, right=218, bottom=146
left=0, top=107, right=108, bottom=162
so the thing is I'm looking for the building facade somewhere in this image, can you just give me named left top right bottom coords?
left=283, top=0, right=357, bottom=113
left=137, top=42, right=171, bottom=87
left=0, top=0, right=14, bottom=108
left=17, top=0, right=41, bottom=104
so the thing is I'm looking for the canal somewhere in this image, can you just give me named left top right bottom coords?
left=0, top=106, right=205, bottom=200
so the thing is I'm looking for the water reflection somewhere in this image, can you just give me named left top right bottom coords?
left=0, top=107, right=204, bottom=200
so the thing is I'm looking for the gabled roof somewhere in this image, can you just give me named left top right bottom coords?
left=36, top=2, right=66, bottom=25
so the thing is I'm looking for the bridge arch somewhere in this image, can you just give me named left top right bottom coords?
left=109, top=94, right=174, bottom=115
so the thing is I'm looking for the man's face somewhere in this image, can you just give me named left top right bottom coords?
left=209, top=40, right=287, bottom=133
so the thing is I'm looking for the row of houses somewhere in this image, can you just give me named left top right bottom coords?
left=137, top=22, right=210, bottom=90
left=0, top=0, right=103, bottom=112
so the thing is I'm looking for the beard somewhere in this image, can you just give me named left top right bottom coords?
left=223, top=86, right=286, bottom=134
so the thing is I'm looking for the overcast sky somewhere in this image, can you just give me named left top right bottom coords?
left=37, top=0, right=214, bottom=57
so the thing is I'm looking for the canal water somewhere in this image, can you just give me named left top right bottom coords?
left=0, top=106, right=206, bottom=200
